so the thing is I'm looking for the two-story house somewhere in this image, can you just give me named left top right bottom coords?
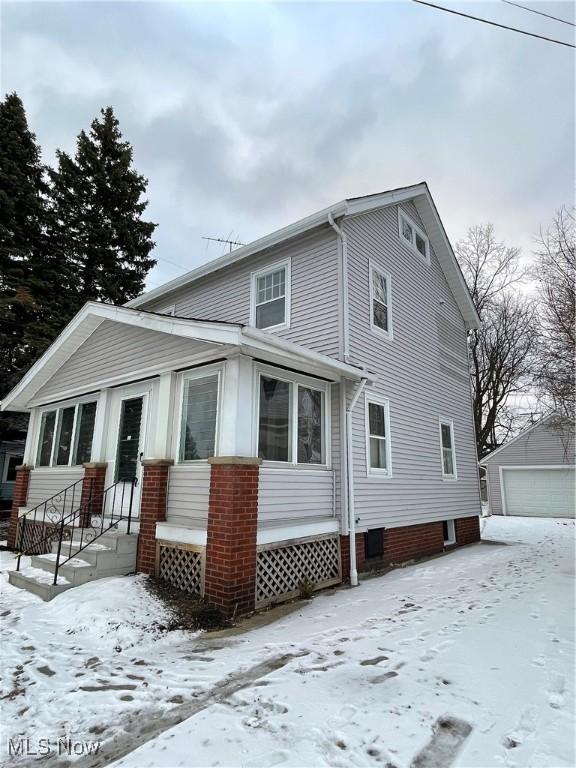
left=2, top=182, right=482, bottom=614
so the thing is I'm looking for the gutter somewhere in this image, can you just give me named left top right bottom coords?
left=328, top=213, right=350, bottom=363
left=345, top=376, right=368, bottom=586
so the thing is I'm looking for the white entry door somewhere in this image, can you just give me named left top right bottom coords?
left=105, top=386, right=151, bottom=521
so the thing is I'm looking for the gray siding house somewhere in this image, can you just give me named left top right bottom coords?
left=481, top=415, right=575, bottom=518
left=2, top=182, right=483, bottom=612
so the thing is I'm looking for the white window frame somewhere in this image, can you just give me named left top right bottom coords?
left=439, top=418, right=458, bottom=480
left=250, top=258, right=291, bottom=332
left=398, top=208, right=430, bottom=263
left=365, top=393, right=392, bottom=478
left=369, top=260, right=393, bottom=340
left=174, top=363, right=224, bottom=464
left=2, top=453, right=20, bottom=484
left=254, top=364, right=331, bottom=468
left=35, top=394, right=98, bottom=469
left=443, top=519, right=456, bottom=545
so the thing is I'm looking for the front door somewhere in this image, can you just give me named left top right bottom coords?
left=105, top=389, right=149, bottom=521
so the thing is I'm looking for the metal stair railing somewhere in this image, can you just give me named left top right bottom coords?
left=16, top=477, right=138, bottom=585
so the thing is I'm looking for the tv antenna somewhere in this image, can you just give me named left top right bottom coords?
left=202, top=236, right=245, bottom=253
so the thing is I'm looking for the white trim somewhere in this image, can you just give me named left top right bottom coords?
left=499, top=464, right=575, bottom=517
left=368, top=260, right=393, bottom=340
left=480, top=413, right=557, bottom=464
left=439, top=418, right=458, bottom=480
left=254, top=363, right=332, bottom=468
left=174, top=364, right=224, bottom=464
left=365, top=393, right=392, bottom=478
left=398, top=207, right=430, bottom=263
left=155, top=522, right=207, bottom=547
left=443, top=519, right=456, bottom=545
left=250, top=258, right=291, bottom=332
left=257, top=518, right=339, bottom=546
left=126, top=183, right=479, bottom=329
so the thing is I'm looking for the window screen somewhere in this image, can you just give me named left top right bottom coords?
left=180, top=375, right=219, bottom=461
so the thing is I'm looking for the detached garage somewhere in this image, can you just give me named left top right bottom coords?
left=482, top=415, right=575, bottom=519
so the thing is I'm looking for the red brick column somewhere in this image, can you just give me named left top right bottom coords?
left=340, top=533, right=365, bottom=582
left=80, top=463, right=108, bottom=527
left=7, top=465, right=32, bottom=549
left=136, top=459, right=173, bottom=574
left=204, top=457, right=261, bottom=618
left=455, top=516, right=481, bottom=546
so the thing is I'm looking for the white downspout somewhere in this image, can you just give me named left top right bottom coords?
left=346, top=376, right=367, bottom=587
left=328, top=213, right=350, bottom=363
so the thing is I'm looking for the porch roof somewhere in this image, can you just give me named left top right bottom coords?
left=1, top=302, right=373, bottom=411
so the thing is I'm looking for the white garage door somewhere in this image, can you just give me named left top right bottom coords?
left=502, top=467, right=575, bottom=518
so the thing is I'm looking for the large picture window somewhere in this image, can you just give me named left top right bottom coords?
left=250, top=260, right=291, bottom=331
left=365, top=396, right=392, bottom=476
left=36, top=401, right=97, bottom=467
left=258, top=373, right=326, bottom=464
left=179, top=373, right=219, bottom=461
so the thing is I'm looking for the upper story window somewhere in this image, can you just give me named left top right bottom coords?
left=439, top=419, right=457, bottom=479
left=369, top=262, right=393, bottom=339
left=365, top=395, right=392, bottom=477
left=250, top=259, right=291, bottom=331
left=37, top=401, right=97, bottom=467
left=398, top=208, right=430, bottom=262
left=257, top=371, right=326, bottom=465
left=178, top=371, right=220, bottom=461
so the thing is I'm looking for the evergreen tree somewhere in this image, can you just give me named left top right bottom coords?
left=49, top=107, right=157, bottom=307
left=0, top=92, right=66, bottom=398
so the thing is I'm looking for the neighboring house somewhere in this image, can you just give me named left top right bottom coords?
left=0, top=440, right=25, bottom=514
left=1, top=182, right=483, bottom=613
left=481, top=415, right=575, bottom=518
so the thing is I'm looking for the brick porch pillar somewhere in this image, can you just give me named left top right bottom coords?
left=80, top=462, right=108, bottom=527
left=204, top=457, right=261, bottom=619
left=7, top=465, right=33, bottom=549
left=136, top=459, right=173, bottom=574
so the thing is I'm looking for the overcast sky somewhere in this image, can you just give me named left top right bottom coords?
left=2, top=0, right=574, bottom=290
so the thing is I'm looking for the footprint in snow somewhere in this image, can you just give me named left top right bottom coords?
left=547, top=673, right=565, bottom=710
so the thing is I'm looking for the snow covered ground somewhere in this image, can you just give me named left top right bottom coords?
left=1, top=517, right=574, bottom=768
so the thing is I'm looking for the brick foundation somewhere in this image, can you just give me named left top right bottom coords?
left=204, top=457, right=260, bottom=618
left=455, top=515, right=481, bottom=546
left=340, top=516, right=481, bottom=575
left=136, top=459, right=173, bottom=574
left=7, top=465, right=32, bottom=549
left=80, top=463, right=108, bottom=527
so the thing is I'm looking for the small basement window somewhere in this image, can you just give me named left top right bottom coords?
left=365, top=528, right=384, bottom=559
left=443, top=520, right=456, bottom=545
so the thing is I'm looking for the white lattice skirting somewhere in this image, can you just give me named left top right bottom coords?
left=256, top=534, right=341, bottom=607
left=157, top=540, right=204, bottom=595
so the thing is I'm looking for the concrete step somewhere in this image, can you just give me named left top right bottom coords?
left=31, top=554, right=97, bottom=586
left=8, top=568, right=73, bottom=601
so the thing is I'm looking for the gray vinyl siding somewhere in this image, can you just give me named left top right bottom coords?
left=258, top=468, right=335, bottom=524
left=166, top=464, right=210, bottom=526
left=26, top=468, right=84, bottom=515
left=142, top=227, right=341, bottom=357
left=33, top=321, right=216, bottom=405
left=483, top=420, right=575, bottom=515
left=345, top=202, right=481, bottom=531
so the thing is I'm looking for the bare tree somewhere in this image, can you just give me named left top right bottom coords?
left=456, top=225, right=538, bottom=458
left=532, top=207, right=575, bottom=423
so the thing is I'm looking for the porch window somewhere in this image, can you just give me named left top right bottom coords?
left=258, top=374, right=326, bottom=464
left=250, top=260, right=290, bottom=331
left=179, top=374, right=219, bottom=461
left=36, top=401, right=97, bottom=467
left=440, top=419, right=457, bottom=479
left=366, top=396, right=391, bottom=476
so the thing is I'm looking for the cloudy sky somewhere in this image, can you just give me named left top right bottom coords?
left=2, top=0, right=574, bottom=290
